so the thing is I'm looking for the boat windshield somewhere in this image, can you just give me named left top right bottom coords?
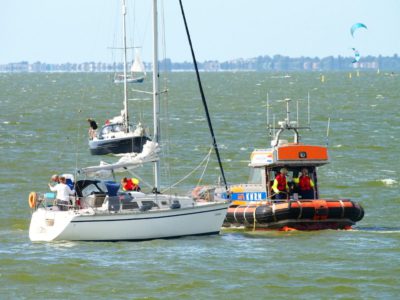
left=248, top=167, right=264, bottom=184
left=99, top=124, right=125, bottom=137
left=81, top=183, right=107, bottom=197
left=75, top=180, right=108, bottom=197
left=268, top=167, right=316, bottom=184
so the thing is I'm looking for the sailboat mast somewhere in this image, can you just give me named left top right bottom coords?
left=122, top=0, right=129, bottom=132
left=152, top=0, right=160, bottom=192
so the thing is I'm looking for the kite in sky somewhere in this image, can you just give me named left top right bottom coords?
left=350, top=23, right=368, bottom=37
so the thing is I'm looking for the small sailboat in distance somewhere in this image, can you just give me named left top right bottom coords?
left=114, top=49, right=146, bottom=84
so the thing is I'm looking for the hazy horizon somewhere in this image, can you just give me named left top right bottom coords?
left=1, top=0, right=399, bottom=64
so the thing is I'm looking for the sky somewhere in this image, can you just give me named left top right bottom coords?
left=1, top=0, right=399, bottom=64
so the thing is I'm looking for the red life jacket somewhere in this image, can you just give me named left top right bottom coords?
left=275, top=173, right=287, bottom=191
left=123, top=179, right=139, bottom=191
left=299, top=176, right=312, bottom=191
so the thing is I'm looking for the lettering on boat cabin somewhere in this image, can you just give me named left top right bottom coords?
left=231, top=192, right=267, bottom=201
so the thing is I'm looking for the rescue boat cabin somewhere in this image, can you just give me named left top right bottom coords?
left=229, top=98, right=328, bottom=205
left=230, top=137, right=329, bottom=205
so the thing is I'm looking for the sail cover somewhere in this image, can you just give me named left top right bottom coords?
left=80, top=141, right=160, bottom=178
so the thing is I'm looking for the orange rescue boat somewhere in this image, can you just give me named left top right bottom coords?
left=203, top=98, right=364, bottom=230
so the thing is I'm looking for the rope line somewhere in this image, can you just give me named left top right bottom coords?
left=161, top=147, right=212, bottom=193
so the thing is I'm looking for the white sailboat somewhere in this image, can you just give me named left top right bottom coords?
left=89, top=1, right=150, bottom=155
left=114, top=49, right=146, bottom=84
left=28, top=0, right=229, bottom=242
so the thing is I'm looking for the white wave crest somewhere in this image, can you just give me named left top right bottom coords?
left=380, top=178, right=397, bottom=185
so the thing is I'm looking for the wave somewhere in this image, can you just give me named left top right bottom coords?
left=353, top=226, right=400, bottom=233
left=380, top=178, right=397, bottom=186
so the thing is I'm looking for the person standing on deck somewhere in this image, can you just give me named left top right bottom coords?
left=294, top=168, right=315, bottom=199
left=87, top=118, right=98, bottom=139
left=48, top=176, right=75, bottom=210
left=272, top=168, right=289, bottom=200
left=50, top=174, right=60, bottom=184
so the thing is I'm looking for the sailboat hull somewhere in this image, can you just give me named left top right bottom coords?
left=89, top=135, right=150, bottom=155
left=29, top=202, right=229, bottom=242
left=114, top=76, right=145, bottom=84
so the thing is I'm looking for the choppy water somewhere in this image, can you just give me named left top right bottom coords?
left=1, top=71, right=399, bottom=299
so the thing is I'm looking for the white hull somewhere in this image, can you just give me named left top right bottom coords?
left=114, top=75, right=145, bottom=84
left=29, top=201, right=229, bottom=242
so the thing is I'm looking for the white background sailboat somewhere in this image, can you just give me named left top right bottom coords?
left=114, top=49, right=146, bottom=83
left=29, top=0, right=229, bottom=242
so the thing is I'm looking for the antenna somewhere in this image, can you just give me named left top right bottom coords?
left=307, top=91, right=311, bottom=126
left=296, top=99, right=299, bottom=127
left=285, top=98, right=291, bottom=125
left=326, top=117, right=331, bottom=146
left=272, top=114, right=276, bottom=138
left=266, top=92, right=269, bottom=127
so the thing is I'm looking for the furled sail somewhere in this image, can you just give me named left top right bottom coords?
left=80, top=141, right=160, bottom=177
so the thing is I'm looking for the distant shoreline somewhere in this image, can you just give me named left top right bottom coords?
left=1, top=54, right=399, bottom=72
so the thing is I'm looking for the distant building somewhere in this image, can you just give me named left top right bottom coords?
left=1, top=54, right=399, bottom=73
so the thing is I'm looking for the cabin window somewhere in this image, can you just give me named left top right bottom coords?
left=142, top=201, right=158, bottom=208
left=82, top=183, right=105, bottom=197
left=99, top=126, right=111, bottom=137
left=131, top=202, right=139, bottom=209
left=248, top=168, right=264, bottom=184
left=114, top=125, right=123, bottom=132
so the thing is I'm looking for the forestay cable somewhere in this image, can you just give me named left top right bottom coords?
left=178, top=0, right=229, bottom=193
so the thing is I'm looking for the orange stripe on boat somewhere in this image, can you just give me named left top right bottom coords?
left=277, top=145, right=328, bottom=161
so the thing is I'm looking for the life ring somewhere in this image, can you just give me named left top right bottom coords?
left=28, top=192, right=38, bottom=208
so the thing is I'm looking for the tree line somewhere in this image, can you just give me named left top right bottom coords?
left=1, top=54, right=399, bottom=72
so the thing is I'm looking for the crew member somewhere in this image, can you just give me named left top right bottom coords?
left=87, top=118, right=98, bottom=139
left=272, top=168, right=289, bottom=200
left=294, top=168, right=315, bottom=199
left=121, top=177, right=141, bottom=192
left=48, top=176, right=75, bottom=210
left=50, top=174, right=60, bottom=184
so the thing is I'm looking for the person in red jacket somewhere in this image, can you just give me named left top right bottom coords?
left=272, top=168, right=289, bottom=200
left=294, top=168, right=315, bottom=199
left=121, top=177, right=141, bottom=192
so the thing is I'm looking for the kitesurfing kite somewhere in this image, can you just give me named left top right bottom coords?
left=350, top=23, right=367, bottom=37
left=351, top=48, right=360, bottom=63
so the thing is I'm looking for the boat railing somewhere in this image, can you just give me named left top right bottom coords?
left=32, top=192, right=77, bottom=211
left=32, top=191, right=188, bottom=213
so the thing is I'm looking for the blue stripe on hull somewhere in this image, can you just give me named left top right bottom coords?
left=72, top=207, right=228, bottom=223
left=89, top=136, right=150, bottom=155
left=75, top=231, right=221, bottom=242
